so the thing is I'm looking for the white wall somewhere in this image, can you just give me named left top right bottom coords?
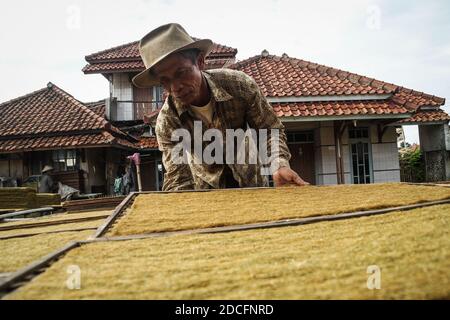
left=371, top=126, right=401, bottom=183
left=372, top=143, right=401, bottom=182
left=315, top=122, right=400, bottom=185
left=112, top=73, right=133, bottom=121
left=372, top=143, right=399, bottom=171
left=314, top=122, right=340, bottom=185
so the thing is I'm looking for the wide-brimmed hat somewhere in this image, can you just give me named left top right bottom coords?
left=132, top=23, right=214, bottom=88
left=42, top=165, right=54, bottom=173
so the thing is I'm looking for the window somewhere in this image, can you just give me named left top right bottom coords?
left=351, top=142, right=371, bottom=184
left=52, top=150, right=78, bottom=172
left=152, top=86, right=165, bottom=110
left=287, top=131, right=314, bottom=144
left=349, top=127, right=369, bottom=139
left=348, top=127, right=372, bottom=184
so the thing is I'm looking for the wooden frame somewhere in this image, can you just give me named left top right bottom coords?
left=2, top=184, right=449, bottom=298
left=0, top=227, right=99, bottom=241
left=0, top=241, right=81, bottom=296
left=0, top=207, right=54, bottom=221
left=0, top=214, right=109, bottom=232
left=88, top=198, right=450, bottom=242
left=91, top=186, right=275, bottom=239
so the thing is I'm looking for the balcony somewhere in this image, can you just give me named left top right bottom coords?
left=106, top=98, right=164, bottom=121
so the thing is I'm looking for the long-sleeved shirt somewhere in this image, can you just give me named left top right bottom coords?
left=39, top=174, right=54, bottom=193
left=155, top=68, right=292, bottom=191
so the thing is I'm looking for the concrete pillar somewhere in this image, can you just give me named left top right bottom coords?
left=418, top=123, right=450, bottom=181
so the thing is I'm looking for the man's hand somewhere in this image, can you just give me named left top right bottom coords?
left=273, top=167, right=310, bottom=187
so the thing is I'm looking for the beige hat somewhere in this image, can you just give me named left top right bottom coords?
left=132, top=23, right=214, bottom=88
left=42, top=165, right=54, bottom=173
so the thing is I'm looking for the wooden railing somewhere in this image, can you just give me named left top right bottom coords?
left=107, top=98, right=164, bottom=121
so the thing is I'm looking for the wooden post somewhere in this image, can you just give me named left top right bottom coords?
left=136, top=164, right=142, bottom=192
left=127, top=153, right=142, bottom=192
left=334, top=121, right=343, bottom=184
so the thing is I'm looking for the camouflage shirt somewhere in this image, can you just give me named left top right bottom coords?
left=155, top=68, right=291, bottom=191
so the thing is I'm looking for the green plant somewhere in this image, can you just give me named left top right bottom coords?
left=399, top=146, right=425, bottom=182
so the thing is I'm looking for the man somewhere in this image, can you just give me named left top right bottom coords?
left=133, top=23, right=308, bottom=191
left=39, top=165, right=55, bottom=193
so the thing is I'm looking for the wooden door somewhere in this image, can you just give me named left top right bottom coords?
left=288, top=143, right=315, bottom=185
left=133, top=86, right=152, bottom=120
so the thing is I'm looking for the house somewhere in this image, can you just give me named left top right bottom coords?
left=0, top=83, right=143, bottom=194
left=82, top=39, right=237, bottom=122
left=0, top=40, right=238, bottom=195
left=229, top=51, right=450, bottom=184
left=82, top=39, right=239, bottom=190
left=83, top=38, right=449, bottom=185
left=1, top=37, right=448, bottom=194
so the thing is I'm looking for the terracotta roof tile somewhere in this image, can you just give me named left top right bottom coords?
left=0, top=83, right=108, bottom=136
left=397, top=109, right=450, bottom=124
left=230, top=54, right=394, bottom=97
left=82, top=46, right=446, bottom=124
left=137, top=136, right=159, bottom=149
left=83, top=61, right=144, bottom=73
left=86, top=100, right=106, bottom=118
left=85, top=40, right=237, bottom=62
left=271, top=100, right=409, bottom=117
left=0, top=132, right=135, bottom=153
left=85, top=41, right=141, bottom=62
left=0, top=84, right=140, bottom=152
left=230, top=54, right=446, bottom=109
left=83, top=57, right=235, bottom=74
left=83, top=39, right=237, bottom=74
left=394, top=88, right=445, bottom=108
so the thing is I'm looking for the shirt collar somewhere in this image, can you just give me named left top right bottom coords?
left=170, top=71, right=233, bottom=118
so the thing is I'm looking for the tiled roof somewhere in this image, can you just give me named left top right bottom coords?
left=86, top=100, right=106, bottom=118
left=397, top=109, right=450, bottom=124
left=83, top=61, right=145, bottom=74
left=272, top=100, right=411, bottom=118
left=86, top=99, right=105, bottom=108
left=83, top=39, right=237, bottom=74
left=137, top=136, right=159, bottom=149
left=83, top=58, right=234, bottom=74
left=0, top=83, right=108, bottom=136
left=83, top=43, right=446, bottom=123
left=0, top=132, right=136, bottom=153
left=0, top=83, right=138, bottom=152
left=85, top=39, right=237, bottom=62
left=231, top=54, right=393, bottom=97
left=231, top=54, right=445, bottom=109
left=394, top=89, right=445, bottom=108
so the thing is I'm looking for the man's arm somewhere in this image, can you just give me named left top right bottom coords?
left=244, top=75, right=309, bottom=186
left=156, top=111, right=195, bottom=191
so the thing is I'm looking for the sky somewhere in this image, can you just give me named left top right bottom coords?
left=0, top=0, right=449, bottom=143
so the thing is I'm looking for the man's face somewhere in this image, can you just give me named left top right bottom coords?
left=152, top=52, right=204, bottom=106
